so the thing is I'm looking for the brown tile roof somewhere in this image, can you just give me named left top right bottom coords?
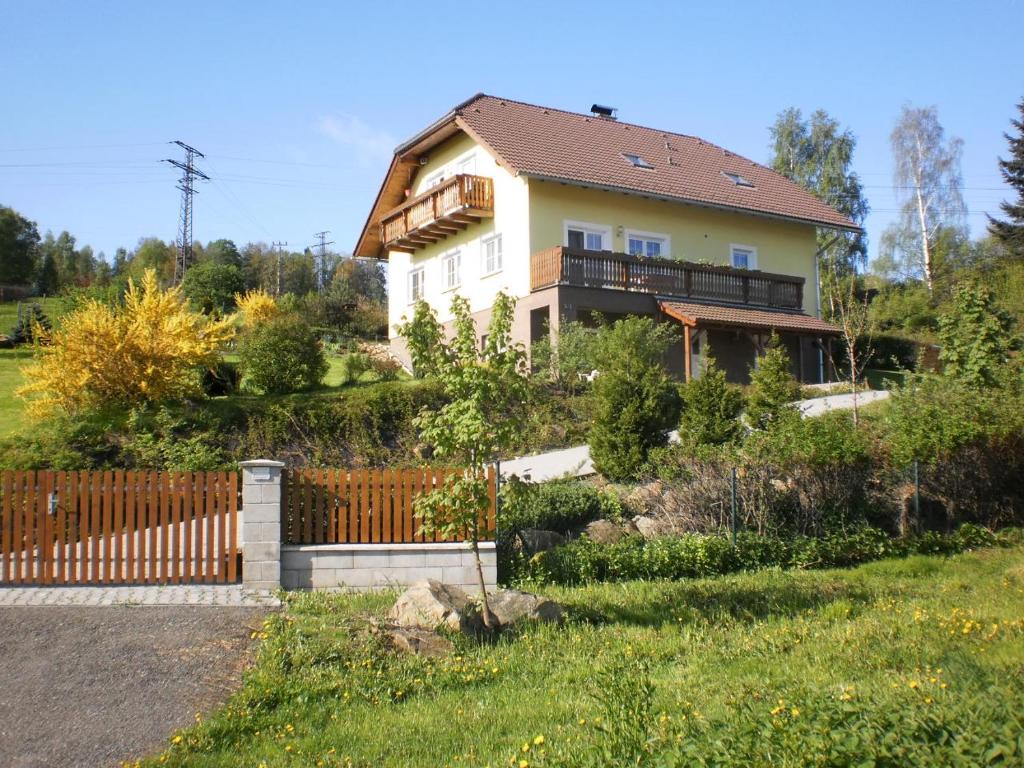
left=454, top=95, right=859, bottom=232
left=354, top=93, right=860, bottom=257
left=659, top=300, right=841, bottom=335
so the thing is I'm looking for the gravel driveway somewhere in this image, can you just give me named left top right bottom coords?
left=0, top=606, right=266, bottom=768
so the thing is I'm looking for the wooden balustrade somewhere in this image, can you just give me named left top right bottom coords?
left=530, top=246, right=804, bottom=310
left=380, top=174, right=494, bottom=252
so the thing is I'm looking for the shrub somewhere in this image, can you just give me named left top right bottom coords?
left=8, top=303, right=51, bottom=345
left=500, top=478, right=623, bottom=536
left=234, top=289, right=279, bottom=327
left=181, top=261, right=245, bottom=315
left=394, top=300, right=444, bottom=378
left=677, top=354, right=745, bottom=447
left=369, top=355, right=401, bottom=382
left=529, top=318, right=601, bottom=393
left=237, top=313, right=328, bottom=394
left=589, top=317, right=681, bottom=481
left=745, top=335, right=800, bottom=429
left=937, top=281, right=1016, bottom=388
left=17, top=269, right=235, bottom=418
left=743, top=410, right=873, bottom=534
left=123, top=406, right=231, bottom=470
left=236, top=379, right=445, bottom=466
left=527, top=524, right=1008, bottom=586
left=337, top=352, right=372, bottom=385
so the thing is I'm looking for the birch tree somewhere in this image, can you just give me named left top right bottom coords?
left=877, top=105, right=966, bottom=292
left=769, top=108, right=869, bottom=283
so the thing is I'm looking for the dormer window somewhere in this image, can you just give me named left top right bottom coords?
left=722, top=171, right=755, bottom=188
left=622, top=153, right=655, bottom=170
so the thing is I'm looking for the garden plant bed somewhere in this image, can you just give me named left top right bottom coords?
left=137, top=544, right=1024, bottom=767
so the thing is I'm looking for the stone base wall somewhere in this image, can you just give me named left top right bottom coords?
left=280, top=542, right=496, bottom=593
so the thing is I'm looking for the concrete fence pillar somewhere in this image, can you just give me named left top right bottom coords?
left=239, top=459, right=285, bottom=594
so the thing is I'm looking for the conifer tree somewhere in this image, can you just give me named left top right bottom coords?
left=989, top=97, right=1024, bottom=258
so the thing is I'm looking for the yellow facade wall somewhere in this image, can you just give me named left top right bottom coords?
left=386, top=131, right=824, bottom=341
left=526, top=180, right=819, bottom=314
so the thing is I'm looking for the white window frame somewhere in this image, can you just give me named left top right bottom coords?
left=729, top=243, right=758, bottom=270
left=563, top=220, right=613, bottom=252
left=481, top=233, right=503, bottom=276
left=408, top=267, right=425, bottom=303
left=421, top=169, right=445, bottom=191
left=624, top=229, right=671, bottom=259
left=441, top=250, right=461, bottom=291
left=455, top=151, right=477, bottom=176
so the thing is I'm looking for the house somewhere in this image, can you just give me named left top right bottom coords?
left=354, top=94, right=859, bottom=383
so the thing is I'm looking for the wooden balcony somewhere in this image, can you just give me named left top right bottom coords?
left=530, top=246, right=805, bottom=310
left=380, top=174, right=494, bottom=252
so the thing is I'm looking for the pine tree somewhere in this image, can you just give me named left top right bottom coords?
left=989, top=97, right=1024, bottom=258
left=746, top=335, right=801, bottom=430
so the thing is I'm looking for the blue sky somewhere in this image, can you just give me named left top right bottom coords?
left=1, top=0, right=1021, bottom=264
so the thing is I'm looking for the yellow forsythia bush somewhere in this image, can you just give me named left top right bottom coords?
left=234, top=289, right=279, bottom=327
left=17, top=269, right=235, bottom=418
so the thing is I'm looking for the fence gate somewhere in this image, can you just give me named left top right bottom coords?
left=0, top=470, right=239, bottom=586
left=282, top=467, right=497, bottom=545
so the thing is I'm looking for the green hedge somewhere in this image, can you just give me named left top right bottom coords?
left=500, top=478, right=623, bottom=536
left=526, top=524, right=1018, bottom=585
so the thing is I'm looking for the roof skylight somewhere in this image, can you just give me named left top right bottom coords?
left=622, top=153, right=655, bottom=170
left=722, top=171, right=755, bottom=188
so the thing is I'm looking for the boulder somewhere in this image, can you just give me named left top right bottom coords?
left=583, top=518, right=633, bottom=545
left=632, top=515, right=665, bottom=539
left=388, top=579, right=481, bottom=635
left=515, top=529, right=566, bottom=555
left=487, top=589, right=564, bottom=627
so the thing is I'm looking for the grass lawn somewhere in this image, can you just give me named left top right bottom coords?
left=138, top=545, right=1024, bottom=767
left=0, top=349, right=33, bottom=436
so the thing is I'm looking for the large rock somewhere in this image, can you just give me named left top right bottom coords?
left=583, top=518, right=634, bottom=544
left=388, top=579, right=481, bottom=635
left=632, top=515, right=665, bottom=539
left=487, top=589, right=564, bottom=627
left=515, top=529, right=566, bottom=555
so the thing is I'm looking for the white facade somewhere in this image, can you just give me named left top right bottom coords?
left=386, top=135, right=532, bottom=337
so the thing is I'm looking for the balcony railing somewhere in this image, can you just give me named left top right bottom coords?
left=380, top=174, right=494, bottom=252
left=530, top=246, right=805, bottom=310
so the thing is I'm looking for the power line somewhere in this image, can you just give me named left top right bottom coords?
left=163, top=140, right=209, bottom=284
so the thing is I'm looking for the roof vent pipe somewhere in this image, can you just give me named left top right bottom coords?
left=590, top=104, right=618, bottom=119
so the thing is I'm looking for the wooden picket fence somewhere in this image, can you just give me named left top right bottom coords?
left=0, top=470, right=239, bottom=586
left=283, top=467, right=496, bottom=545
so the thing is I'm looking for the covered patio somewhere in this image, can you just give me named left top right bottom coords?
left=658, top=300, right=841, bottom=384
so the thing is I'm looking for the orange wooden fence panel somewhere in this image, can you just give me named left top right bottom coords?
left=0, top=470, right=239, bottom=586
left=282, top=467, right=498, bottom=546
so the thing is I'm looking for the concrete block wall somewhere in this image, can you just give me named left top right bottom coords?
left=281, top=542, right=496, bottom=593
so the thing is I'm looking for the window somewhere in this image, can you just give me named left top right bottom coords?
left=730, top=244, right=758, bottom=270
left=722, top=171, right=755, bottom=188
left=442, top=251, right=461, bottom=290
left=408, top=267, right=425, bottom=302
left=422, top=170, right=445, bottom=190
left=625, top=230, right=670, bottom=258
left=564, top=220, right=611, bottom=251
left=482, top=234, right=503, bottom=275
left=622, top=153, right=655, bottom=170
left=456, top=153, right=476, bottom=175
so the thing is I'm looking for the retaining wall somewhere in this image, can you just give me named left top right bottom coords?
left=281, top=541, right=496, bottom=592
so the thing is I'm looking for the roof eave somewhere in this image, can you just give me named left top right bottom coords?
left=520, top=173, right=863, bottom=234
